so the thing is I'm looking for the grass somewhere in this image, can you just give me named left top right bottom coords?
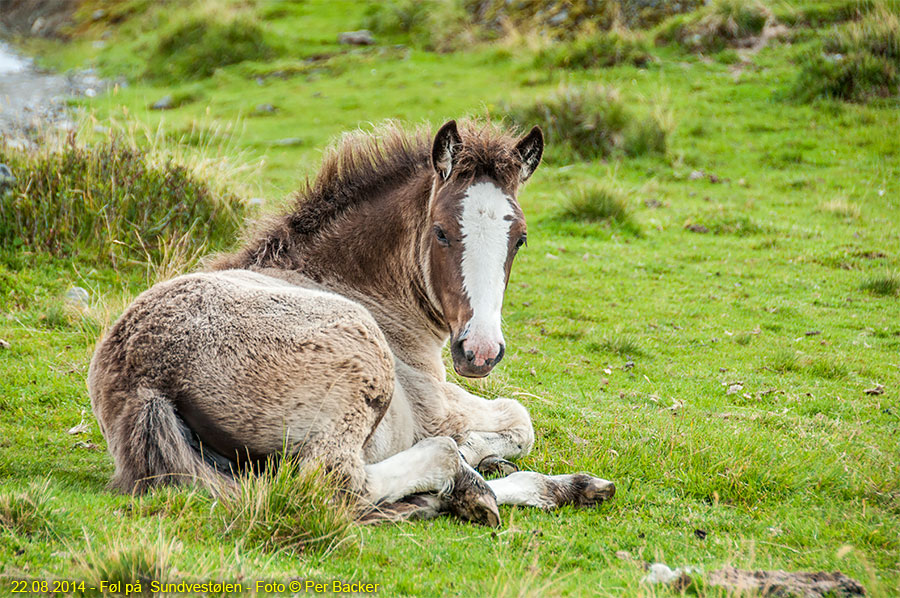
left=791, top=3, right=900, bottom=102
left=219, top=456, right=356, bottom=556
left=1, top=0, right=899, bottom=595
left=0, top=136, right=246, bottom=266
left=502, top=84, right=667, bottom=162
left=860, top=271, right=900, bottom=296
left=0, top=480, right=56, bottom=537
left=656, top=0, right=772, bottom=52
left=535, top=30, right=653, bottom=69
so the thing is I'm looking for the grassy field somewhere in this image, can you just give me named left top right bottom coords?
left=2, top=0, right=899, bottom=595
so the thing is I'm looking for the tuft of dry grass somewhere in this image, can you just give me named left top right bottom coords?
left=219, top=455, right=356, bottom=555
left=0, top=479, right=57, bottom=536
left=76, top=530, right=182, bottom=590
left=819, top=198, right=862, bottom=220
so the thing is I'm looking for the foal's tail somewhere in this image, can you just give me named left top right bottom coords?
left=107, top=388, right=234, bottom=495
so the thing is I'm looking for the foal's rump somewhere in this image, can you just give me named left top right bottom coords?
left=88, top=269, right=395, bottom=493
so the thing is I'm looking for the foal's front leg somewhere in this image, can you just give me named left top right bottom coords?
left=442, top=384, right=535, bottom=473
left=443, top=383, right=616, bottom=510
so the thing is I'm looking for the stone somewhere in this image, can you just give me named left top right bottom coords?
left=150, top=95, right=174, bottom=110
left=65, top=287, right=90, bottom=308
left=338, top=30, right=375, bottom=46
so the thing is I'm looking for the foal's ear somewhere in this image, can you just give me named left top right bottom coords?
left=515, top=126, right=544, bottom=183
left=432, top=120, right=461, bottom=181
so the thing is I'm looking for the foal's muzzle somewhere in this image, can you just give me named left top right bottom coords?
left=451, top=336, right=505, bottom=378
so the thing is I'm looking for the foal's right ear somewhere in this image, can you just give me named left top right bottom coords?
left=432, top=120, right=461, bottom=181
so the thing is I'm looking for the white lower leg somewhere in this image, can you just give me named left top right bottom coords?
left=488, top=471, right=615, bottom=509
left=363, top=437, right=460, bottom=503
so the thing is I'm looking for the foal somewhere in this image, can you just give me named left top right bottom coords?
left=89, top=120, right=614, bottom=526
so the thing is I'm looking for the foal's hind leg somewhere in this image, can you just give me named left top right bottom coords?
left=361, top=437, right=500, bottom=527
left=488, top=472, right=615, bottom=510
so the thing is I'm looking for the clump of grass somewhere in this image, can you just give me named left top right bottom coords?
left=535, top=30, right=653, bottom=69
left=769, top=349, right=800, bottom=373
left=819, top=198, right=862, bottom=220
left=0, top=479, right=56, bottom=536
left=561, top=185, right=641, bottom=236
left=145, top=15, right=275, bottom=81
left=220, top=456, right=355, bottom=555
left=77, top=530, right=180, bottom=589
left=791, top=5, right=900, bottom=102
left=588, top=332, right=644, bottom=357
left=860, top=271, right=900, bottom=296
left=0, top=137, right=245, bottom=265
left=503, top=84, right=667, bottom=161
left=656, top=0, right=771, bottom=52
left=362, top=0, right=481, bottom=52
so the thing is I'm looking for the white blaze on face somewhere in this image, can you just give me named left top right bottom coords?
left=459, top=181, right=513, bottom=362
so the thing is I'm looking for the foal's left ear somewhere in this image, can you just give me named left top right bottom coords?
left=432, top=120, right=462, bottom=181
left=515, top=126, right=544, bottom=183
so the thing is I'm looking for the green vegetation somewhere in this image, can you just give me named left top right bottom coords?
left=2, top=0, right=899, bottom=595
left=503, top=84, right=667, bottom=161
left=0, top=140, right=246, bottom=264
left=656, top=0, right=772, bottom=52
left=146, top=15, right=275, bottom=81
left=220, top=457, right=355, bottom=555
left=535, top=30, right=653, bottom=69
left=792, top=4, right=900, bottom=102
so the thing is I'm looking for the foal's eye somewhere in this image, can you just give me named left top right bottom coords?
left=434, top=225, right=450, bottom=247
left=515, top=234, right=527, bottom=249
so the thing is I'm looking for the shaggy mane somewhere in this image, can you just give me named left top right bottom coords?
left=212, top=120, right=525, bottom=271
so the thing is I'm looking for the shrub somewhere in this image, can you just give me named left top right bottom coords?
left=0, top=139, right=245, bottom=265
left=791, top=5, right=900, bottom=102
left=502, top=84, right=666, bottom=161
left=656, top=0, right=771, bottom=52
left=145, top=16, right=274, bottom=81
left=535, top=30, right=653, bottom=69
left=362, top=0, right=479, bottom=52
left=563, top=185, right=630, bottom=223
left=219, top=456, right=355, bottom=555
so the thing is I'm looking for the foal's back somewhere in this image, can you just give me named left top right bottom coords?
left=88, top=269, right=394, bottom=493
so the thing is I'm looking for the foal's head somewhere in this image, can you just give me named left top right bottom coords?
left=427, top=121, right=543, bottom=378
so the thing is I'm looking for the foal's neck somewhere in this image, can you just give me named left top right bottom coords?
left=301, top=171, right=449, bottom=377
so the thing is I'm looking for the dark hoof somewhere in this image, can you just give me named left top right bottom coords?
left=477, top=455, right=519, bottom=479
left=445, top=465, right=501, bottom=527
left=569, top=474, right=615, bottom=507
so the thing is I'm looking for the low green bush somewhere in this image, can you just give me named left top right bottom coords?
left=655, top=0, right=771, bottom=53
left=791, top=5, right=900, bottom=102
left=502, top=84, right=667, bottom=161
left=0, top=140, right=245, bottom=264
left=535, top=30, right=653, bottom=69
left=145, top=16, right=274, bottom=81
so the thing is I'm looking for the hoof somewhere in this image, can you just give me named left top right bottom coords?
left=569, top=474, right=616, bottom=507
left=445, top=464, right=502, bottom=527
left=477, top=455, right=519, bottom=479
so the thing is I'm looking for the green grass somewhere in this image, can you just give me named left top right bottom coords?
left=2, top=0, right=900, bottom=595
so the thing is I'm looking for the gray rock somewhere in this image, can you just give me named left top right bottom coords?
left=254, top=103, right=277, bottom=114
left=150, top=95, right=174, bottom=110
left=0, top=164, right=15, bottom=189
left=65, top=287, right=90, bottom=308
left=92, top=9, right=107, bottom=21
left=273, top=137, right=303, bottom=147
left=338, top=30, right=375, bottom=46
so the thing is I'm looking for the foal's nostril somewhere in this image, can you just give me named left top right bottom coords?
left=465, top=350, right=475, bottom=362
